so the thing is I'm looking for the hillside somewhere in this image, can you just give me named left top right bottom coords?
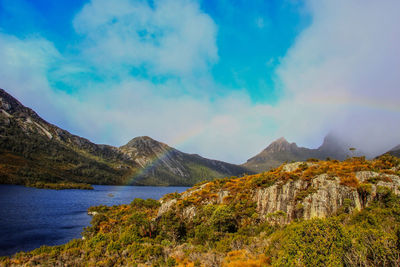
left=243, top=135, right=357, bottom=173
left=0, top=89, right=138, bottom=186
left=387, top=144, right=400, bottom=158
left=2, top=155, right=400, bottom=266
left=0, top=88, right=250, bottom=187
left=121, top=136, right=251, bottom=186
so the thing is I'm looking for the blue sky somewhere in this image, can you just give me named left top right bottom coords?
left=201, top=0, right=309, bottom=103
left=0, top=0, right=308, bottom=102
left=1, top=0, right=399, bottom=163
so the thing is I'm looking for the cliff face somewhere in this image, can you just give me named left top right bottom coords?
left=160, top=157, right=400, bottom=225
left=254, top=169, right=400, bottom=224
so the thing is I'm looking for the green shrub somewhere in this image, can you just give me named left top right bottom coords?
left=270, top=218, right=351, bottom=266
left=357, top=183, right=372, bottom=205
left=130, top=198, right=160, bottom=209
left=166, top=257, right=177, bottom=266
left=210, top=205, right=237, bottom=233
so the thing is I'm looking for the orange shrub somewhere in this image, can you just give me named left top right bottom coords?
left=223, top=250, right=270, bottom=267
left=340, top=174, right=359, bottom=188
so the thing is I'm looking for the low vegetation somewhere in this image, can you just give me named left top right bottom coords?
left=25, top=181, right=94, bottom=190
left=1, top=155, right=400, bottom=266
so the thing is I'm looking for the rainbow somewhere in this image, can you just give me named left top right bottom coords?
left=123, top=123, right=205, bottom=186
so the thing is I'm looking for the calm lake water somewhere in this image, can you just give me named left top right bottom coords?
left=0, top=185, right=188, bottom=256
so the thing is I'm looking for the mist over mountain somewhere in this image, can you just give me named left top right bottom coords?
left=243, top=134, right=365, bottom=172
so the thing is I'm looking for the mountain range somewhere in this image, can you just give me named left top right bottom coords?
left=0, top=88, right=250, bottom=186
left=242, top=134, right=359, bottom=172
left=1, top=88, right=399, bottom=186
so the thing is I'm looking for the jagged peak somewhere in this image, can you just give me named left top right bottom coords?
left=0, top=88, right=58, bottom=129
left=275, top=137, right=289, bottom=143
left=0, top=88, right=29, bottom=113
left=264, top=137, right=298, bottom=152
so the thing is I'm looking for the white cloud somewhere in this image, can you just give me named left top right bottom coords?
left=0, top=33, right=67, bottom=119
left=0, top=34, right=57, bottom=94
left=73, top=0, right=218, bottom=77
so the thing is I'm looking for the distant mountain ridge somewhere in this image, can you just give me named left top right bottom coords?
left=387, top=144, right=400, bottom=158
left=243, top=134, right=357, bottom=172
left=0, top=88, right=250, bottom=186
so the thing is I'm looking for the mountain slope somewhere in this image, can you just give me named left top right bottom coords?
left=386, top=144, right=400, bottom=158
left=243, top=135, right=355, bottom=172
left=0, top=88, right=250, bottom=186
left=0, top=89, right=138, bottom=185
left=119, top=136, right=252, bottom=186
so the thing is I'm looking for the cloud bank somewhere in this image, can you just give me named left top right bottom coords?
left=0, top=0, right=399, bottom=163
left=276, top=0, right=400, bottom=155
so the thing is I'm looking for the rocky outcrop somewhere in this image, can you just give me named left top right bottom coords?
left=255, top=171, right=399, bottom=225
left=158, top=161, right=400, bottom=225
left=356, top=171, right=400, bottom=194
left=254, top=175, right=361, bottom=224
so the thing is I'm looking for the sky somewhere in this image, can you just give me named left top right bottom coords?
left=0, top=0, right=399, bottom=163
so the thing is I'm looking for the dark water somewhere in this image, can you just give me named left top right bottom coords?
left=0, top=185, right=188, bottom=256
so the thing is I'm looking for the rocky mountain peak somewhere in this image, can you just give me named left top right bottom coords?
left=122, top=136, right=170, bottom=151
left=264, top=137, right=298, bottom=153
left=0, top=88, right=19, bottom=110
left=119, top=136, right=175, bottom=168
left=275, top=137, right=289, bottom=144
left=0, top=88, right=36, bottom=118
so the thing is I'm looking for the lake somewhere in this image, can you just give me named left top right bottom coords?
left=0, top=185, right=188, bottom=256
